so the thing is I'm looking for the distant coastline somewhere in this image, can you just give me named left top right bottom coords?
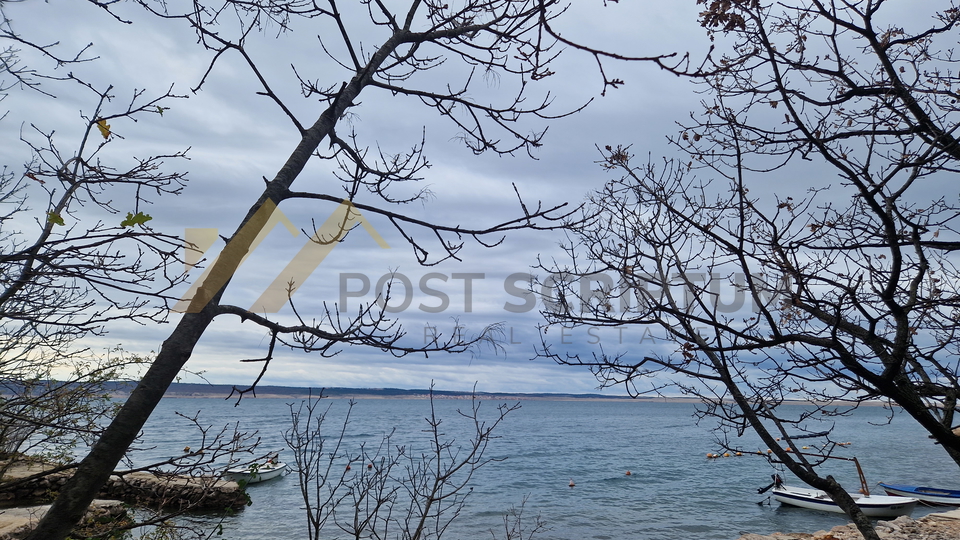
left=103, top=381, right=662, bottom=401
left=97, top=382, right=886, bottom=405
left=23, top=382, right=882, bottom=405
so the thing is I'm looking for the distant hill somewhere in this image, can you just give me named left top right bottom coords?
left=101, top=381, right=641, bottom=401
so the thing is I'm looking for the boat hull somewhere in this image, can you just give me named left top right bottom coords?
left=224, top=462, right=288, bottom=484
left=772, top=485, right=918, bottom=517
left=878, top=483, right=960, bottom=506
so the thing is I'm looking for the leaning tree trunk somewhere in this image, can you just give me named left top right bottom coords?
left=22, top=50, right=383, bottom=540
left=883, top=372, right=960, bottom=468
left=715, top=358, right=882, bottom=540
left=23, top=309, right=217, bottom=540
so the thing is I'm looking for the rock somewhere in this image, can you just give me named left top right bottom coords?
left=0, top=499, right=127, bottom=540
left=735, top=513, right=960, bottom=540
left=737, top=533, right=812, bottom=540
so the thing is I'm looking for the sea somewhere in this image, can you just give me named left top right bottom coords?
left=130, top=396, right=959, bottom=540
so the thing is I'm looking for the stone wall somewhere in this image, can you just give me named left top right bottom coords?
left=0, top=461, right=248, bottom=511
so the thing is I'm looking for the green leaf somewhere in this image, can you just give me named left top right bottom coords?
left=47, top=211, right=65, bottom=226
left=157, top=106, right=166, bottom=116
left=121, top=212, right=153, bottom=228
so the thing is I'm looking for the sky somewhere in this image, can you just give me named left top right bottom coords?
left=0, top=0, right=783, bottom=395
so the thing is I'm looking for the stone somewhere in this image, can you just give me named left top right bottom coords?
left=0, top=500, right=127, bottom=540
left=735, top=512, right=960, bottom=540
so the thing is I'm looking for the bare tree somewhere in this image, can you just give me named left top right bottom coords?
left=0, top=0, right=98, bottom=97
left=0, top=4, right=268, bottom=537
left=536, top=1, right=960, bottom=538
left=0, top=349, right=142, bottom=467
left=22, top=0, right=684, bottom=537
left=1, top=0, right=189, bottom=359
left=284, top=387, right=517, bottom=540
left=0, top=393, right=264, bottom=539
left=109, top=411, right=264, bottom=539
left=1, top=0, right=191, bottom=459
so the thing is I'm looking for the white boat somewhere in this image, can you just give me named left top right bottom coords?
left=761, top=453, right=918, bottom=517
left=224, top=460, right=288, bottom=484
left=772, top=484, right=918, bottom=517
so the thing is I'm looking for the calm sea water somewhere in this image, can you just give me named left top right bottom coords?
left=132, top=397, right=959, bottom=540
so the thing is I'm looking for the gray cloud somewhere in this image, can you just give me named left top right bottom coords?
left=3, top=0, right=717, bottom=394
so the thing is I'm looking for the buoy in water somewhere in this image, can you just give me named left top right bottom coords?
left=625, top=470, right=632, bottom=476
left=569, top=479, right=575, bottom=487
left=346, top=464, right=352, bottom=471
left=367, top=464, right=373, bottom=469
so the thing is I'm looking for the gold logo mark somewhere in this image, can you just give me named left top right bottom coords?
left=176, top=199, right=389, bottom=314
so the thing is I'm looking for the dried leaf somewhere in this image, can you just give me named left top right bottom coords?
left=96, top=119, right=112, bottom=139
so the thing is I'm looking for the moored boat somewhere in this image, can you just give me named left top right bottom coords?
left=878, top=483, right=960, bottom=506
left=771, top=484, right=918, bottom=517
left=224, top=460, right=288, bottom=484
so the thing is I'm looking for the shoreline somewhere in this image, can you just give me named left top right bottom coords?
left=151, top=393, right=889, bottom=405
left=737, top=511, right=960, bottom=540
left=99, top=382, right=894, bottom=405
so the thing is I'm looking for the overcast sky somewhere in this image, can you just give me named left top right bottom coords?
left=1, top=0, right=734, bottom=394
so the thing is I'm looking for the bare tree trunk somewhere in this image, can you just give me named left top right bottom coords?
left=726, top=374, right=881, bottom=540
left=24, top=54, right=371, bottom=540
left=23, top=310, right=215, bottom=540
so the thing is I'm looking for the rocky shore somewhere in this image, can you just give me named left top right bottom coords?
left=0, top=459, right=249, bottom=539
left=737, top=511, right=960, bottom=540
left=0, top=459, right=247, bottom=511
